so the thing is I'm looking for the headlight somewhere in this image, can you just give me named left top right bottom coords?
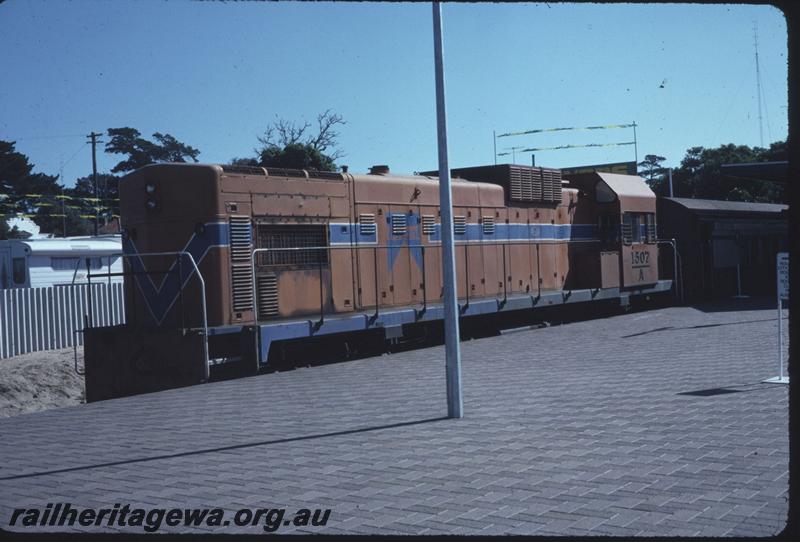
left=145, top=182, right=156, bottom=194
left=146, top=198, right=158, bottom=212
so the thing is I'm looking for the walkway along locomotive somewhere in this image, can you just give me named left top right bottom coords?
left=81, top=163, right=672, bottom=401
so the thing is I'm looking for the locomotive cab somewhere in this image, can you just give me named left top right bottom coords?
left=564, top=172, right=659, bottom=289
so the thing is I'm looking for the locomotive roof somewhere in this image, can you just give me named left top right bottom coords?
left=131, top=162, right=504, bottom=189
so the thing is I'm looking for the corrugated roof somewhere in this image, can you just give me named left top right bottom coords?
left=664, top=197, right=787, bottom=214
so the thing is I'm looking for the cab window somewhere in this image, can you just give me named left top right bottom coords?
left=622, top=212, right=656, bottom=245
left=597, top=214, right=620, bottom=245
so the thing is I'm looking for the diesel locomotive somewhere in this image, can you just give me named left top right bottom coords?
left=82, top=162, right=672, bottom=401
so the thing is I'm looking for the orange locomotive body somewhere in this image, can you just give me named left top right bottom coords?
left=82, top=162, right=671, bottom=401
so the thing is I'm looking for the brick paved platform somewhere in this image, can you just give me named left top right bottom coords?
left=0, top=298, right=789, bottom=535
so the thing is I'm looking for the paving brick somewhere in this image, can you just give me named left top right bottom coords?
left=0, top=298, right=788, bottom=536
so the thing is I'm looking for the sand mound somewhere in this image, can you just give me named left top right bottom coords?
left=0, top=347, right=85, bottom=418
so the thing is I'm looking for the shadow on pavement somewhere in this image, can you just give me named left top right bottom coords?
left=691, top=295, right=777, bottom=313
left=0, top=416, right=448, bottom=482
left=677, top=381, right=784, bottom=397
left=621, top=317, right=777, bottom=338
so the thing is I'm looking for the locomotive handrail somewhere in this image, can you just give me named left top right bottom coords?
left=249, top=238, right=674, bottom=334
left=87, top=251, right=211, bottom=382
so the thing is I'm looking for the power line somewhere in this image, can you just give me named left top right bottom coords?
left=3, top=134, right=87, bottom=141
left=497, top=123, right=635, bottom=138
left=497, top=141, right=636, bottom=156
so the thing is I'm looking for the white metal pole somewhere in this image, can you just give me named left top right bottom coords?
left=433, top=1, right=463, bottom=419
left=778, top=263, right=783, bottom=380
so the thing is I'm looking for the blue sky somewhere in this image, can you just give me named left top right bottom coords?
left=0, top=1, right=788, bottom=187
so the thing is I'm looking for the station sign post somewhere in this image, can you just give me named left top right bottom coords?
left=763, top=252, right=789, bottom=384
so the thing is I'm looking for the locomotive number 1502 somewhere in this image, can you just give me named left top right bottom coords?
left=631, top=250, right=650, bottom=266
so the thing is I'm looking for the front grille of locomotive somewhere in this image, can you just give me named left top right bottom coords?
left=254, top=224, right=329, bottom=319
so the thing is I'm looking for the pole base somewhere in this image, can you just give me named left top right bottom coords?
left=762, top=376, right=789, bottom=385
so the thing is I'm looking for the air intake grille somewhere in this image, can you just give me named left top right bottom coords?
left=221, top=165, right=267, bottom=176
left=421, top=215, right=436, bottom=235
left=391, top=213, right=407, bottom=235
left=543, top=168, right=562, bottom=203
left=482, top=216, right=495, bottom=235
left=257, top=273, right=279, bottom=319
left=508, top=166, right=562, bottom=203
left=359, top=214, right=376, bottom=236
left=256, top=224, right=328, bottom=268
left=230, top=216, right=253, bottom=261
left=265, top=168, right=307, bottom=179
left=229, top=216, right=253, bottom=312
left=308, top=170, right=345, bottom=181
left=231, top=264, right=254, bottom=312
left=453, top=215, right=467, bottom=235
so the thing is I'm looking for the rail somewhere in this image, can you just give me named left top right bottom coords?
left=76, top=251, right=210, bottom=381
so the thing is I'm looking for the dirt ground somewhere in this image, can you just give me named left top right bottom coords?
left=0, top=347, right=85, bottom=418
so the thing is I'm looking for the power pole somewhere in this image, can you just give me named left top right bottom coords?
left=87, top=131, right=102, bottom=236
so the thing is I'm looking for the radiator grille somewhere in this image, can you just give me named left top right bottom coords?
left=421, top=215, right=436, bottom=235
left=482, top=216, right=495, bottom=235
left=229, top=216, right=253, bottom=312
left=453, top=215, right=467, bottom=235
left=256, top=224, right=328, bottom=267
left=229, top=216, right=253, bottom=261
left=391, top=213, right=407, bottom=235
left=508, top=166, right=561, bottom=203
left=359, top=214, right=376, bottom=236
left=543, top=168, right=562, bottom=203
left=231, top=264, right=254, bottom=312
left=257, top=273, right=279, bottom=319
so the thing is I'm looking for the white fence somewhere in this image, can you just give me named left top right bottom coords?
left=0, top=283, right=125, bottom=359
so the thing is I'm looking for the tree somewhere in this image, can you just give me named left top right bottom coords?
left=62, top=173, right=119, bottom=233
left=0, top=140, right=62, bottom=233
left=227, top=157, right=259, bottom=167
left=255, top=110, right=346, bottom=171
left=637, top=154, right=668, bottom=195
left=105, top=128, right=201, bottom=173
left=670, top=141, right=785, bottom=203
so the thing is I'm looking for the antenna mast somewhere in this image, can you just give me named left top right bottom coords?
left=754, top=23, right=764, bottom=147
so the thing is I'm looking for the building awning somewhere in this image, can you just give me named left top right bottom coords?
left=662, top=197, right=787, bottom=217
left=720, top=161, right=788, bottom=183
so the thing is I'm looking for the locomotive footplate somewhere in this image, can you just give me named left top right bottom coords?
left=84, top=325, right=206, bottom=402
